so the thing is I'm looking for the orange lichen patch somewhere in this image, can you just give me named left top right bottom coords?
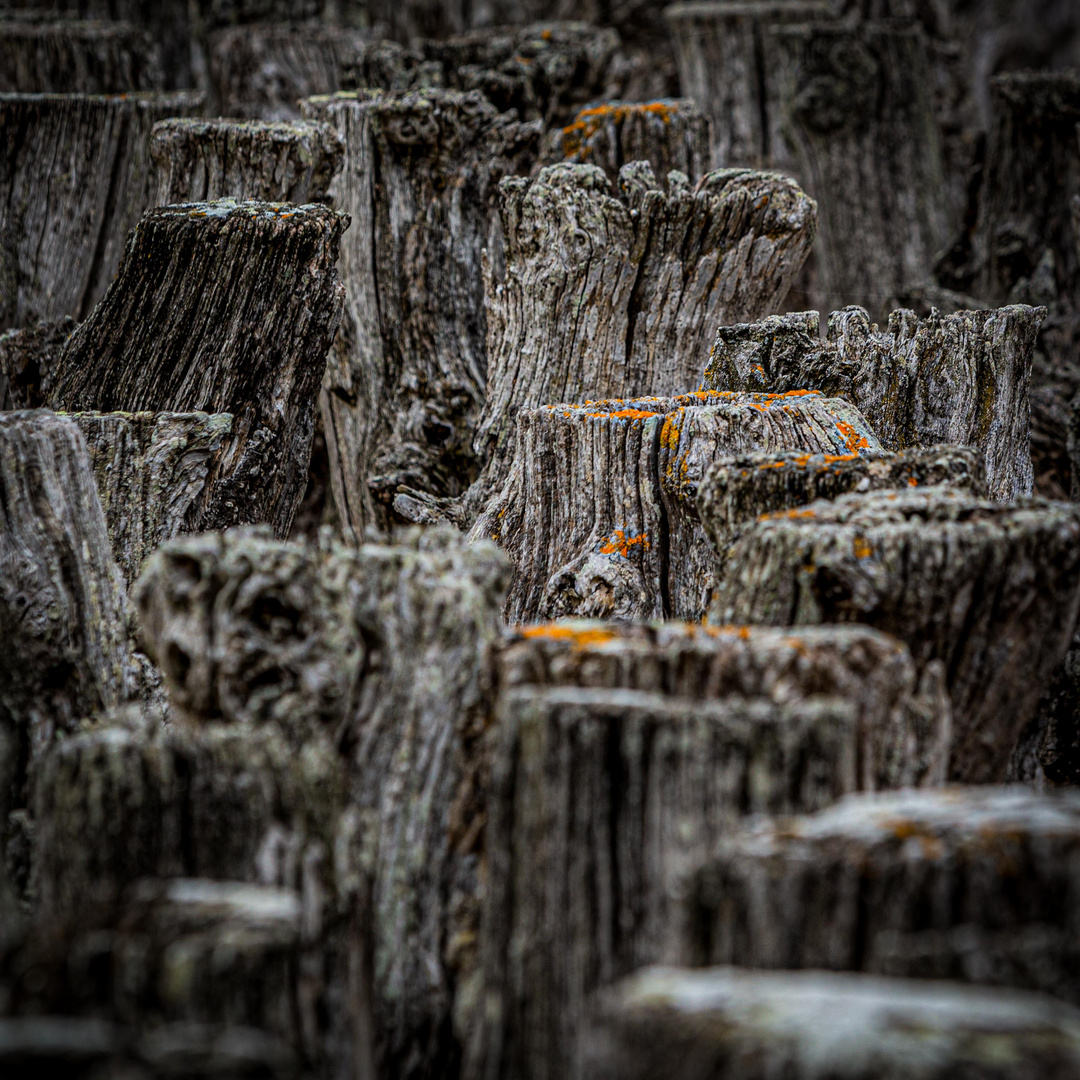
left=586, top=408, right=658, bottom=420
left=561, top=101, right=678, bottom=155
left=783, top=636, right=809, bottom=655
left=908, top=476, right=919, bottom=487
left=757, top=460, right=788, bottom=470
left=660, top=413, right=683, bottom=453
left=518, top=624, right=616, bottom=648
left=541, top=27, right=552, bottom=39
left=822, top=453, right=859, bottom=464
left=707, top=625, right=753, bottom=639
left=753, top=364, right=765, bottom=373
left=835, top=420, right=871, bottom=453
left=599, top=529, right=650, bottom=557
left=758, top=507, right=817, bottom=522
left=853, top=536, right=873, bottom=559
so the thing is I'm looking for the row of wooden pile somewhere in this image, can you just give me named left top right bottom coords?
left=2, top=6, right=1080, bottom=1080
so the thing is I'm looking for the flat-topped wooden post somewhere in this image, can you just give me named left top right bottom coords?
left=150, top=117, right=342, bottom=205
left=470, top=390, right=880, bottom=623
left=703, top=305, right=1044, bottom=500
left=48, top=199, right=347, bottom=538
left=0, top=91, right=202, bottom=328
left=300, top=88, right=540, bottom=537
left=540, top=99, right=711, bottom=183
left=714, top=487, right=1080, bottom=781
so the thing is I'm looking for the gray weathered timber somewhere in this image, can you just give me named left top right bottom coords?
left=68, top=411, right=238, bottom=586
left=657, top=391, right=882, bottom=620
left=968, top=73, right=1080, bottom=498
left=703, top=305, right=1043, bottom=500
left=0, top=411, right=132, bottom=865
left=0, top=91, right=202, bottom=329
left=135, top=525, right=509, bottom=1079
left=300, top=90, right=539, bottom=538
left=0, top=317, right=74, bottom=410
left=207, top=23, right=371, bottom=120
left=0, top=19, right=162, bottom=93
left=686, top=787, right=1080, bottom=1004
left=150, top=117, right=343, bottom=205
left=496, top=621, right=951, bottom=791
left=48, top=200, right=347, bottom=539
left=696, top=444, right=988, bottom=570
left=341, top=529, right=508, bottom=1080
left=349, top=21, right=622, bottom=129
left=33, top=708, right=346, bottom=916
left=469, top=164, right=818, bottom=515
left=766, top=20, right=950, bottom=317
left=664, top=1, right=834, bottom=169
left=540, top=99, right=711, bottom=184
left=577, top=967, right=1080, bottom=1080
left=134, top=530, right=363, bottom=736
left=713, top=487, right=1080, bottom=782
left=468, top=686, right=860, bottom=1080
left=471, top=391, right=880, bottom=624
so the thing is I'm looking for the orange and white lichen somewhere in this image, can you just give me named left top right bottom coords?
left=598, top=529, right=650, bottom=557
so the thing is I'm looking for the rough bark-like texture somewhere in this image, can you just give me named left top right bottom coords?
left=33, top=708, right=347, bottom=918
left=686, top=787, right=1080, bottom=1005
left=207, top=24, right=371, bottom=120
left=657, top=391, right=883, bottom=620
left=469, top=685, right=861, bottom=1080
left=0, top=317, right=74, bottom=410
left=469, top=163, right=818, bottom=515
left=696, top=444, right=988, bottom=566
left=713, top=488, right=1080, bottom=782
left=703, top=305, right=1043, bottom=500
left=69, top=411, right=238, bottom=586
left=540, top=100, right=711, bottom=184
left=664, top=1, right=834, bottom=169
left=135, top=525, right=510, bottom=1079
left=49, top=200, right=347, bottom=539
left=134, top=530, right=363, bottom=737
left=0, top=91, right=203, bottom=329
left=471, top=391, right=880, bottom=624
left=150, top=117, right=342, bottom=206
left=0, top=411, right=132, bottom=870
left=0, top=19, right=162, bottom=93
left=963, top=73, right=1080, bottom=498
left=300, top=90, right=540, bottom=538
left=766, top=20, right=950, bottom=317
left=349, top=21, right=622, bottom=129
left=496, top=621, right=951, bottom=791
left=578, top=967, right=1080, bottom=1080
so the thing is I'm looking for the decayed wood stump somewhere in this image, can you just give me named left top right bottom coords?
left=0, top=19, right=162, bottom=93
left=968, top=73, right=1080, bottom=498
left=540, top=99, right=711, bottom=184
left=33, top=707, right=347, bottom=919
left=0, top=317, right=75, bottom=410
left=496, top=621, right=951, bottom=791
left=686, top=787, right=1080, bottom=1004
left=469, top=685, right=860, bottom=1080
left=470, top=164, right=818, bottom=515
left=48, top=200, right=347, bottom=539
left=352, top=21, right=622, bottom=129
left=69, top=411, right=238, bottom=586
left=134, top=530, right=363, bottom=736
left=696, top=444, right=988, bottom=569
left=135, top=525, right=509, bottom=1078
left=0, top=411, right=132, bottom=864
left=300, top=90, right=539, bottom=537
left=207, top=23, right=371, bottom=120
left=703, top=305, right=1043, bottom=500
left=471, top=391, right=880, bottom=624
left=578, top=967, right=1080, bottom=1080
left=664, top=0, right=834, bottom=169
left=766, top=20, right=950, bottom=316
left=0, top=91, right=202, bottom=329
left=713, top=487, right=1080, bottom=782
left=150, top=117, right=342, bottom=205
